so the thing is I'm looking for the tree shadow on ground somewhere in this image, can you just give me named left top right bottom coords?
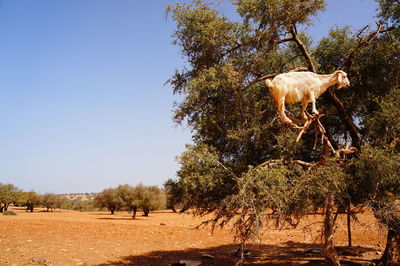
left=96, top=217, right=142, bottom=221
left=97, top=242, right=377, bottom=266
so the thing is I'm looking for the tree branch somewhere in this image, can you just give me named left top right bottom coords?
left=338, top=22, right=390, bottom=71
left=324, top=90, right=362, bottom=149
left=327, top=22, right=394, bottom=149
left=288, top=25, right=316, bottom=73
left=275, top=36, right=294, bottom=44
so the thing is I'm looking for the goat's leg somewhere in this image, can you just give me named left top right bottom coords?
left=301, top=101, right=309, bottom=120
left=310, top=92, right=319, bottom=115
left=277, top=97, right=301, bottom=128
left=285, top=111, right=306, bottom=124
left=277, top=97, right=291, bottom=124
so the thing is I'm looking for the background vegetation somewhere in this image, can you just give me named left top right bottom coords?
left=0, top=183, right=166, bottom=216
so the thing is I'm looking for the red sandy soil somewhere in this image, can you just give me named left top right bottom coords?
left=0, top=207, right=386, bottom=265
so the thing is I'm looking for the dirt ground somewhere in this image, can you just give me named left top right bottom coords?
left=0, top=207, right=386, bottom=265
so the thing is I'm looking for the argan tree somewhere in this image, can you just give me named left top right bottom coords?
left=41, top=193, right=64, bottom=212
left=18, top=191, right=42, bottom=212
left=163, top=178, right=188, bottom=212
left=117, top=184, right=140, bottom=219
left=135, top=184, right=166, bottom=216
left=168, top=0, right=399, bottom=265
left=93, top=188, right=123, bottom=214
left=0, top=183, right=21, bottom=212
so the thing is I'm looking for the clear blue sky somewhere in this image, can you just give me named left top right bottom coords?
left=0, top=0, right=378, bottom=194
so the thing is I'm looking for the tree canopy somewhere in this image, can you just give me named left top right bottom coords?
left=168, top=0, right=400, bottom=264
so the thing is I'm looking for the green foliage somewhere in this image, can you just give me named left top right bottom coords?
left=116, top=184, right=140, bottom=214
left=378, top=0, right=400, bottom=27
left=364, top=85, right=400, bottom=145
left=164, top=178, right=185, bottom=211
left=18, top=191, right=42, bottom=212
left=176, top=144, right=237, bottom=211
left=3, top=210, right=16, bottom=216
left=168, top=0, right=400, bottom=249
left=0, top=183, right=21, bottom=212
left=61, top=198, right=94, bottom=212
left=115, top=184, right=166, bottom=217
left=93, top=188, right=123, bottom=214
left=345, top=145, right=400, bottom=206
left=42, top=193, right=64, bottom=211
left=207, top=160, right=347, bottom=242
left=235, top=0, right=326, bottom=32
left=314, top=26, right=356, bottom=73
left=134, top=184, right=166, bottom=216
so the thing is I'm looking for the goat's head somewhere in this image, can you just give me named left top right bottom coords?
left=334, top=70, right=350, bottom=88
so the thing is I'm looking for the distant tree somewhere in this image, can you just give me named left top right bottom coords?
left=0, top=183, right=21, bottom=212
left=117, top=184, right=140, bottom=219
left=135, top=184, right=166, bottom=216
left=19, top=191, right=42, bottom=212
left=42, top=193, right=64, bottom=212
left=93, top=188, right=123, bottom=214
left=163, top=178, right=188, bottom=212
left=60, top=198, right=94, bottom=211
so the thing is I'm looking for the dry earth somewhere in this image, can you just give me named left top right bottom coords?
left=0, top=207, right=386, bottom=265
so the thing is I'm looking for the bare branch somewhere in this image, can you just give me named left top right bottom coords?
left=255, top=159, right=282, bottom=169
left=275, top=36, right=294, bottom=44
left=217, top=160, right=239, bottom=179
left=288, top=25, right=316, bottom=73
left=338, top=21, right=393, bottom=71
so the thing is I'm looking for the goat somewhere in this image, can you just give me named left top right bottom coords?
left=265, top=70, right=350, bottom=128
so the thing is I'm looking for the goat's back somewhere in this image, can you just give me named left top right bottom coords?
left=272, top=71, right=318, bottom=87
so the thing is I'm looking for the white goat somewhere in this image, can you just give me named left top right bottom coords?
left=265, top=70, right=350, bottom=128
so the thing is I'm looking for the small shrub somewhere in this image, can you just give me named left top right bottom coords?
left=3, top=210, right=16, bottom=216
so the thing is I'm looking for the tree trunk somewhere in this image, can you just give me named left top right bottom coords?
left=179, top=207, right=188, bottom=213
left=347, top=202, right=352, bottom=247
left=378, top=229, right=400, bottom=265
left=143, top=208, right=150, bottom=217
left=111, top=208, right=115, bottom=215
left=132, top=207, right=137, bottom=219
left=323, top=195, right=340, bottom=266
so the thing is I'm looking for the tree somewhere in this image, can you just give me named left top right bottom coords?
left=0, top=183, right=21, bottom=212
left=93, top=188, right=123, bottom=214
left=116, top=184, right=166, bottom=218
left=19, top=191, right=42, bottom=212
left=135, top=184, right=166, bottom=216
left=42, top=193, right=64, bottom=212
left=117, top=184, right=140, bottom=219
left=164, top=178, right=188, bottom=212
left=168, top=0, right=399, bottom=264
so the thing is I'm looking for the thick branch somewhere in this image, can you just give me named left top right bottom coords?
left=325, top=22, right=394, bottom=149
left=275, top=36, right=294, bottom=44
left=324, top=90, right=362, bottom=150
left=288, top=25, right=316, bottom=73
